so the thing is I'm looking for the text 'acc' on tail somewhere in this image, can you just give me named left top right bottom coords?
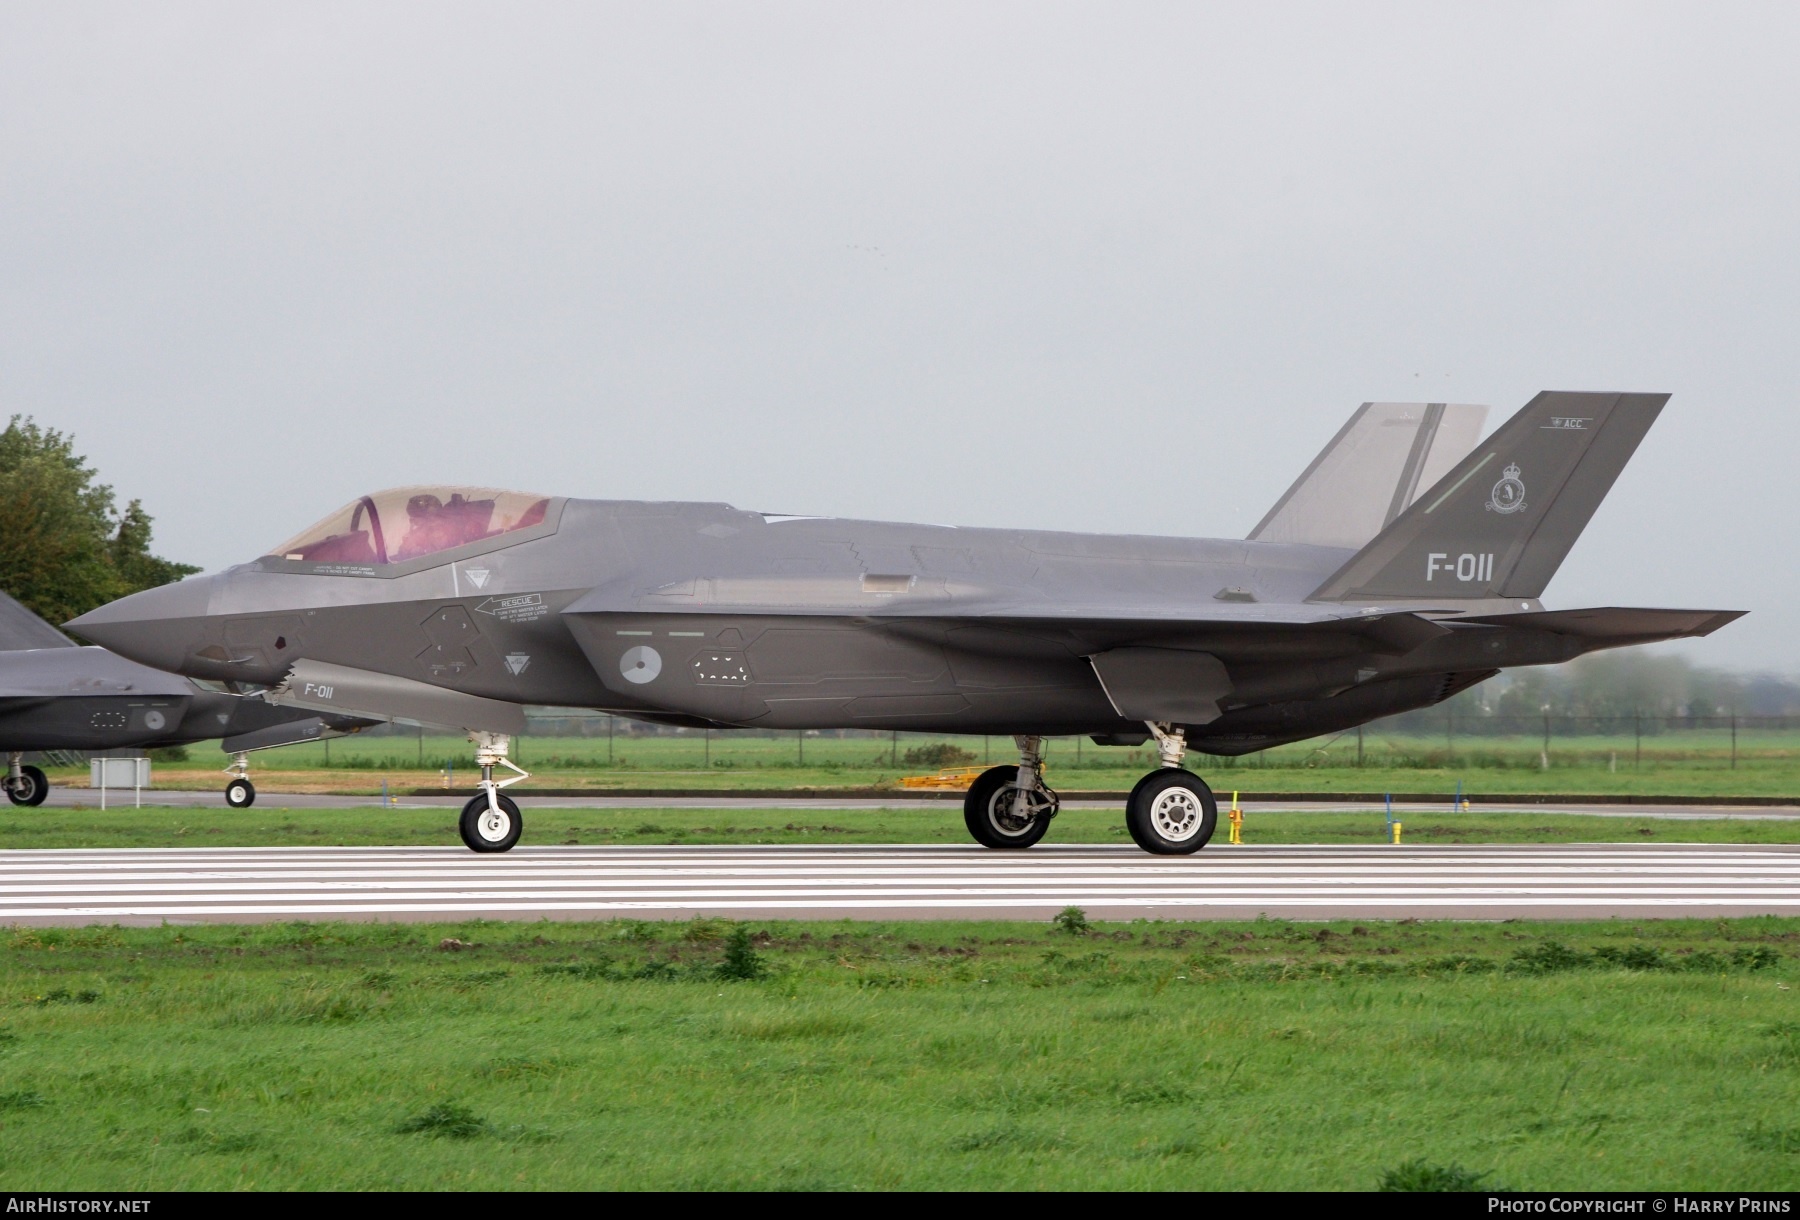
left=1308, top=391, right=1666, bottom=603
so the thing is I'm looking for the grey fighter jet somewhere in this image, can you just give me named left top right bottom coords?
left=0, top=590, right=367, bottom=807
left=70, top=391, right=1741, bottom=854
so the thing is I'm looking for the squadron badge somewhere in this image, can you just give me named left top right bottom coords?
left=1487, top=463, right=1527, bottom=514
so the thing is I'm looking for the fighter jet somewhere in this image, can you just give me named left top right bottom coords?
left=0, top=590, right=368, bottom=807
left=70, top=391, right=1741, bottom=854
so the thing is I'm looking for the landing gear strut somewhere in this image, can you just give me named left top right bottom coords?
left=457, top=731, right=529, bottom=853
left=1125, top=722, right=1217, bottom=855
left=4, top=753, right=46, bottom=807
left=963, top=735, right=1059, bottom=849
left=223, top=752, right=256, bottom=808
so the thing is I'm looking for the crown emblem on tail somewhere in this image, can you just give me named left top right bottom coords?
left=1488, top=462, right=1527, bottom=514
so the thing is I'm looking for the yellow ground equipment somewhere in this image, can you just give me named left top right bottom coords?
left=898, top=766, right=991, bottom=791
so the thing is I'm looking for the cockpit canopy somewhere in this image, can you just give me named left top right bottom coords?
left=269, top=487, right=553, bottom=566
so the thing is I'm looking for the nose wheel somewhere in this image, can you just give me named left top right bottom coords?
left=4, top=756, right=47, bottom=807
left=457, top=731, right=529, bottom=853
left=459, top=792, right=522, bottom=852
left=222, top=753, right=256, bottom=807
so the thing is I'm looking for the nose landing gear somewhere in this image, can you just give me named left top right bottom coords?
left=1125, top=723, right=1217, bottom=855
left=963, top=735, right=1059, bottom=849
left=223, top=752, right=256, bottom=807
left=457, top=731, right=528, bottom=853
left=4, top=754, right=47, bottom=807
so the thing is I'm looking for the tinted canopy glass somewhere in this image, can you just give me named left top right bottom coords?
left=270, top=487, right=552, bottom=566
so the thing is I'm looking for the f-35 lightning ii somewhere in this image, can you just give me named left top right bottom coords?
left=69, top=391, right=1741, bottom=853
left=0, top=590, right=368, bottom=807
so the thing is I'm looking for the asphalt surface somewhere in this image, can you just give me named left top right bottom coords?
left=3, top=843, right=1797, bottom=925
left=34, top=787, right=1800, bottom=819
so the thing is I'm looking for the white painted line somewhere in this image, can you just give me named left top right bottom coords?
left=0, top=844, right=1794, bottom=923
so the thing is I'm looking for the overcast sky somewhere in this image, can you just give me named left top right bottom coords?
left=2, top=3, right=1794, bottom=668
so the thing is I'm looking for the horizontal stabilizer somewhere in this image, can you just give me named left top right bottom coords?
left=1312, top=391, right=1667, bottom=601
left=1457, top=606, right=1745, bottom=645
left=268, top=659, right=526, bottom=735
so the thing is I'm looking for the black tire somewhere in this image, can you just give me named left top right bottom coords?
left=6, top=765, right=46, bottom=807
left=459, top=792, right=523, bottom=853
left=225, top=778, right=256, bottom=808
left=1125, top=769, right=1217, bottom=855
left=962, top=764, right=1054, bottom=849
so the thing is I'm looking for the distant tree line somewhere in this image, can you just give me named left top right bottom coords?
left=0, top=416, right=197, bottom=626
left=1379, top=651, right=1800, bottom=732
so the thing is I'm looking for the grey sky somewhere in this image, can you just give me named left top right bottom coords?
left=2, top=3, right=1794, bottom=667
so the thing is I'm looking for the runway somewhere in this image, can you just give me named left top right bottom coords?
left=34, top=787, right=1800, bottom=820
left=2, top=842, right=1798, bottom=925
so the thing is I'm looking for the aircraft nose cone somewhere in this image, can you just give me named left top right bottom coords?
left=66, top=575, right=219, bottom=672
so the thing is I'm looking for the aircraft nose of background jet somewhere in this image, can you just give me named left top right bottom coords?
left=66, top=575, right=219, bottom=671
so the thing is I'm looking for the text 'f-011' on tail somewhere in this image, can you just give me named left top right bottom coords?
left=1309, top=391, right=1665, bottom=604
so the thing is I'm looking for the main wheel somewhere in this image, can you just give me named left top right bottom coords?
left=225, top=778, right=256, bottom=808
left=1125, top=770, right=1217, bottom=855
left=963, top=764, right=1055, bottom=849
left=6, top=765, right=46, bottom=807
left=459, top=792, right=523, bottom=853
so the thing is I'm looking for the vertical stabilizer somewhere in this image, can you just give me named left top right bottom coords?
left=0, top=591, right=76, bottom=652
left=1309, top=391, right=1666, bottom=602
left=1250, top=402, right=1488, bottom=550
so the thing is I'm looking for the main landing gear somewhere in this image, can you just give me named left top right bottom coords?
left=4, top=754, right=47, bottom=807
left=961, top=724, right=1218, bottom=855
left=1124, top=723, right=1218, bottom=855
left=457, top=731, right=529, bottom=853
left=963, top=736, right=1061, bottom=848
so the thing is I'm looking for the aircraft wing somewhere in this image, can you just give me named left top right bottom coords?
left=564, top=578, right=1367, bottom=626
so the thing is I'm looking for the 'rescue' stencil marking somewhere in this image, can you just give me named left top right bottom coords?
left=474, top=594, right=548, bottom=624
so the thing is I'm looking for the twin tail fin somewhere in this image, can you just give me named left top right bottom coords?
left=1309, top=391, right=1667, bottom=602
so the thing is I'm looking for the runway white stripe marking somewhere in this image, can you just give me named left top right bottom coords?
left=0, top=843, right=1795, bottom=922
left=3, top=898, right=1798, bottom=920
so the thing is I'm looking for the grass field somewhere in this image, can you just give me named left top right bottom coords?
left=3, top=803, right=1799, bottom=850
left=0, top=916, right=1793, bottom=1190
left=69, top=726, right=1800, bottom=799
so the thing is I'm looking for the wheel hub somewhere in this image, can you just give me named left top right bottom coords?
left=477, top=803, right=512, bottom=842
left=1150, top=788, right=1203, bottom=841
left=987, top=785, right=1053, bottom=837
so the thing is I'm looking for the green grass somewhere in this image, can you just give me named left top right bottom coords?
left=5, top=804, right=1800, bottom=850
left=0, top=917, right=1795, bottom=1189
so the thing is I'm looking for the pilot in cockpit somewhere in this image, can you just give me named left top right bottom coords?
left=273, top=487, right=552, bottom=567
left=395, top=493, right=498, bottom=562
